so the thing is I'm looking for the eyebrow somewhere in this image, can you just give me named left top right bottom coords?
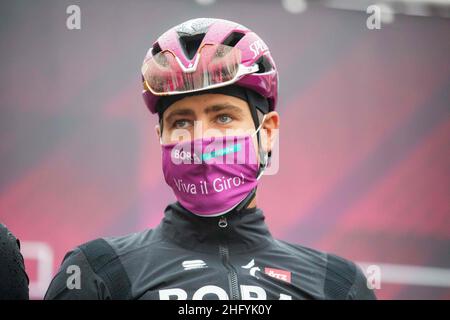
left=204, top=103, right=244, bottom=116
left=165, top=103, right=244, bottom=124
left=165, top=108, right=196, bottom=125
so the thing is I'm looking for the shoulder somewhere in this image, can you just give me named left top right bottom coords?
left=0, top=224, right=29, bottom=299
left=0, top=223, right=20, bottom=253
left=275, top=240, right=376, bottom=300
left=64, top=228, right=161, bottom=267
left=274, top=239, right=328, bottom=263
left=323, top=252, right=376, bottom=300
left=45, top=228, right=159, bottom=300
left=102, top=228, right=161, bottom=257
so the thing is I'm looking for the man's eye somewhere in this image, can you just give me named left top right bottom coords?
left=173, top=119, right=191, bottom=129
left=217, top=114, right=233, bottom=124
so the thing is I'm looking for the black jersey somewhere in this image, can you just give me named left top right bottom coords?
left=0, top=224, right=29, bottom=300
left=44, top=203, right=376, bottom=300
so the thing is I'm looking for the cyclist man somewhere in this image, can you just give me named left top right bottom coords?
left=45, top=18, right=376, bottom=300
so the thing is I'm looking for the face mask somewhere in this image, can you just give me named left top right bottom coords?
left=161, top=120, right=266, bottom=217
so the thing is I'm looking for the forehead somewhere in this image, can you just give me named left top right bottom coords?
left=163, top=93, right=250, bottom=116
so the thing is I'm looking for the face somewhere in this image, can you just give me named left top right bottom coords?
left=156, top=93, right=279, bottom=155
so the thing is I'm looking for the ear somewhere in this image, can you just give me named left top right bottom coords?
left=260, top=111, right=280, bottom=154
left=155, top=124, right=161, bottom=141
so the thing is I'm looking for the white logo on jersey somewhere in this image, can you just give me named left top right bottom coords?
left=159, top=285, right=292, bottom=300
left=182, top=260, right=208, bottom=270
left=241, top=259, right=261, bottom=279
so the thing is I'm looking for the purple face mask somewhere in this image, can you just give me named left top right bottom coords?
left=161, top=133, right=264, bottom=217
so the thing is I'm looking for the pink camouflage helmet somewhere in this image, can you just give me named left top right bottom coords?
left=141, top=18, right=279, bottom=114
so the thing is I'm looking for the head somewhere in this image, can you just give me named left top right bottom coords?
left=156, top=92, right=279, bottom=159
left=141, top=18, right=280, bottom=216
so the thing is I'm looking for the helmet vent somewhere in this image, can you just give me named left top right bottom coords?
left=255, top=55, right=273, bottom=73
left=151, top=42, right=162, bottom=56
left=222, top=31, right=245, bottom=47
left=179, top=33, right=206, bottom=60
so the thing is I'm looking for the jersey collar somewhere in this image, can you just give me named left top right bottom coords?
left=158, top=202, right=274, bottom=253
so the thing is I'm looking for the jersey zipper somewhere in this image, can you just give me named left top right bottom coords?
left=218, top=216, right=240, bottom=300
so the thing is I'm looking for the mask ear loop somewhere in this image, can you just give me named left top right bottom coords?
left=251, top=114, right=266, bottom=138
left=233, top=114, right=268, bottom=214
left=252, top=114, right=268, bottom=180
left=257, top=153, right=268, bottom=180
